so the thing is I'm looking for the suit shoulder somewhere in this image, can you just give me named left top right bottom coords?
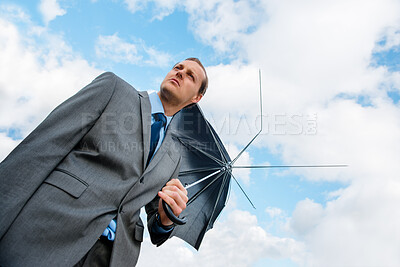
left=90, top=72, right=140, bottom=101
left=85, top=72, right=117, bottom=94
left=92, top=72, right=117, bottom=86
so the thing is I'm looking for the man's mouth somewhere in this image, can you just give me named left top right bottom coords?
left=170, top=78, right=180, bottom=86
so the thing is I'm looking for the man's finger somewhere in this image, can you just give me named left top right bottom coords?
left=158, top=191, right=184, bottom=216
left=162, top=185, right=188, bottom=203
left=165, top=178, right=187, bottom=195
left=161, top=187, right=188, bottom=209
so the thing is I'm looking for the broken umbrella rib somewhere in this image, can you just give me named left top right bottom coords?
left=186, top=170, right=225, bottom=205
left=226, top=168, right=256, bottom=209
left=231, top=69, right=263, bottom=166
left=179, top=167, right=222, bottom=175
left=232, top=164, right=348, bottom=169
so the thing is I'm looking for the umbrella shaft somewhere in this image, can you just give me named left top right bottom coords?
left=185, top=169, right=222, bottom=190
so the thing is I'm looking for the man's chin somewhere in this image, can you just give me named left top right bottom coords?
left=159, top=87, right=179, bottom=105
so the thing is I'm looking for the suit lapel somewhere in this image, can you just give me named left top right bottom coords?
left=142, top=124, right=180, bottom=178
left=138, top=91, right=151, bottom=171
left=145, top=131, right=170, bottom=171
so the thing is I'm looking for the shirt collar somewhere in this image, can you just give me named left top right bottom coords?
left=148, top=92, right=172, bottom=127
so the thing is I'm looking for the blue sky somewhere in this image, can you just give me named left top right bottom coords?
left=1, top=1, right=400, bottom=266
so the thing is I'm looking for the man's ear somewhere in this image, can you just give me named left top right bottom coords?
left=192, top=94, right=203, bottom=104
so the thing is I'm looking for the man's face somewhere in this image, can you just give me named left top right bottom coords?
left=159, top=60, right=205, bottom=108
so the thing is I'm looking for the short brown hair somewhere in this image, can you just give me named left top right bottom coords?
left=185, top=57, right=208, bottom=96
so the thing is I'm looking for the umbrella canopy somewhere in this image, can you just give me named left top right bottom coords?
left=161, top=70, right=346, bottom=250
left=165, top=103, right=232, bottom=250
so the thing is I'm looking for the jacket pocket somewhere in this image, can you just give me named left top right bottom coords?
left=44, top=168, right=88, bottom=198
left=134, top=222, right=144, bottom=242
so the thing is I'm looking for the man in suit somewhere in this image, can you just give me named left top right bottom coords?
left=0, top=58, right=208, bottom=266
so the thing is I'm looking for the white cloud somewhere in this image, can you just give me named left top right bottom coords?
left=39, top=0, right=66, bottom=25
left=180, top=0, right=400, bottom=265
left=288, top=198, right=324, bottom=236
left=124, top=0, right=179, bottom=20
left=185, top=0, right=262, bottom=53
left=138, top=209, right=305, bottom=267
left=201, top=63, right=262, bottom=146
left=243, top=1, right=400, bottom=264
left=123, top=0, right=148, bottom=13
left=95, top=33, right=172, bottom=66
left=0, top=6, right=101, bottom=161
left=266, top=207, right=283, bottom=218
left=142, top=44, right=173, bottom=67
left=287, top=179, right=400, bottom=267
left=123, top=0, right=261, bottom=48
left=0, top=4, right=31, bottom=23
left=242, top=0, right=400, bottom=109
left=96, top=33, right=142, bottom=64
left=374, top=29, right=400, bottom=52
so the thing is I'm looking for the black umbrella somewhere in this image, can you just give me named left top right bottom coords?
left=162, top=70, right=346, bottom=250
left=161, top=102, right=236, bottom=250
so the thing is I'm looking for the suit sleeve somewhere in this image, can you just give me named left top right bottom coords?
left=145, top=156, right=182, bottom=246
left=0, top=72, right=117, bottom=238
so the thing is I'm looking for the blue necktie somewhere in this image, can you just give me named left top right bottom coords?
left=147, top=113, right=166, bottom=166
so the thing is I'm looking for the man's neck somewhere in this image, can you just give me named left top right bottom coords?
left=157, top=91, right=181, bottom=116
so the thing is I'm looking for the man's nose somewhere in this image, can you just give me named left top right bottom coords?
left=175, top=70, right=183, bottom=80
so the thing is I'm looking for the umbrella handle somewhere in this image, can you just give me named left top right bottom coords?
left=161, top=200, right=187, bottom=225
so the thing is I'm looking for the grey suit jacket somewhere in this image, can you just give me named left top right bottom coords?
left=0, top=72, right=181, bottom=266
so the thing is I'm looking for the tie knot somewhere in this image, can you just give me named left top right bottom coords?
left=153, top=113, right=166, bottom=126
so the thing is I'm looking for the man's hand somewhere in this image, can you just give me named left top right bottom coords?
left=158, top=178, right=188, bottom=226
